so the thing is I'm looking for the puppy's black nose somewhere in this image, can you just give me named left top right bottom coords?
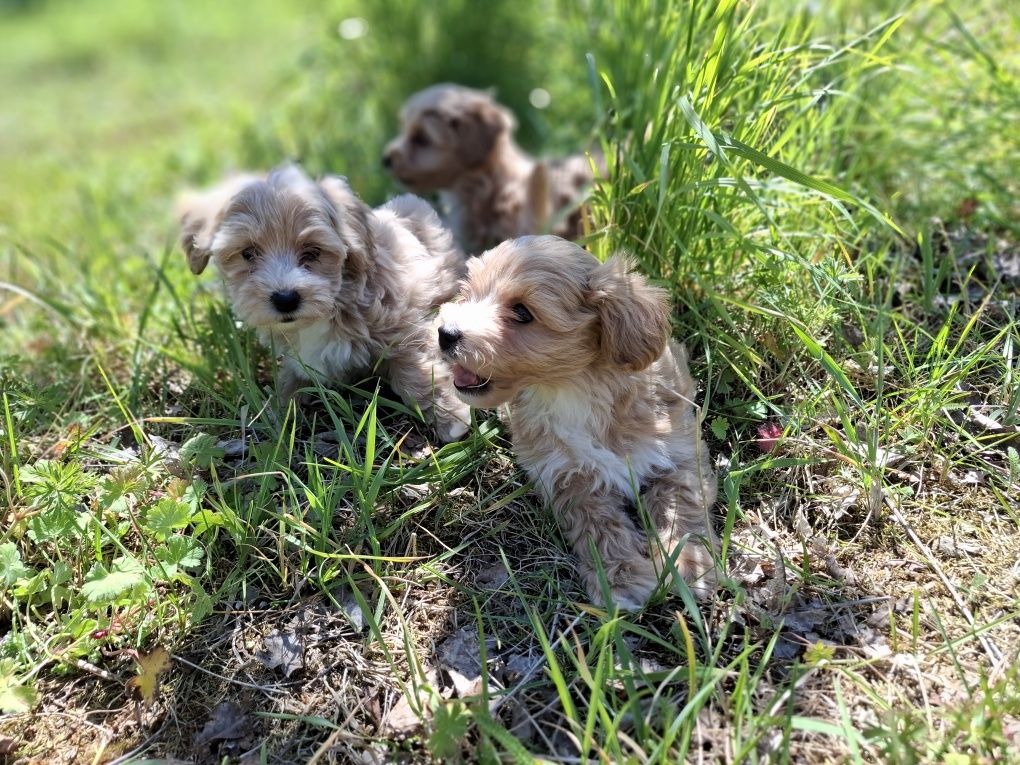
left=271, top=290, right=302, bottom=314
left=438, top=325, right=462, bottom=352
left=381, top=153, right=393, bottom=169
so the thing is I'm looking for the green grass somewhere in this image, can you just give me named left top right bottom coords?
left=1, top=0, right=1018, bottom=762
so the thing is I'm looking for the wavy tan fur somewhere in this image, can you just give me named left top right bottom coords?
left=437, top=236, right=718, bottom=608
left=383, top=84, right=600, bottom=253
left=177, top=164, right=470, bottom=442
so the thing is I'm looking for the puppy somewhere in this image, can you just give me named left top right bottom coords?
left=382, top=84, right=600, bottom=253
left=437, top=236, right=717, bottom=608
left=178, top=164, right=470, bottom=442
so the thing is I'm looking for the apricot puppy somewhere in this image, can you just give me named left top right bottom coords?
left=383, top=84, right=599, bottom=253
left=178, top=164, right=470, bottom=442
left=437, top=236, right=717, bottom=608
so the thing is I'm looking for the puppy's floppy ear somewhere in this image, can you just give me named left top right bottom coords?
left=317, top=175, right=375, bottom=267
left=454, top=98, right=514, bottom=167
left=176, top=174, right=258, bottom=275
left=586, top=256, right=671, bottom=372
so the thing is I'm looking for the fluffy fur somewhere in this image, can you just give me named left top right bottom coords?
left=383, top=84, right=600, bottom=253
left=178, top=164, right=470, bottom=442
left=437, top=236, right=718, bottom=608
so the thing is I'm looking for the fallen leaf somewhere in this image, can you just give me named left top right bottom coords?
left=311, top=432, right=340, bottom=458
left=501, top=653, right=535, bottom=685
left=330, top=587, right=365, bottom=632
left=381, top=694, right=423, bottom=734
left=380, top=668, right=440, bottom=734
left=437, top=627, right=494, bottom=686
left=256, top=630, right=304, bottom=677
left=729, top=554, right=766, bottom=585
left=445, top=668, right=484, bottom=698
left=194, top=701, right=252, bottom=755
left=841, top=321, right=866, bottom=348
left=217, top=439, right=247, bottom=459
left=125, top=646, right=172, bottom=708
left=772, top=635, right=801, bottom=661
left=935, top=535, right=983, bottom=558
left=508, top=699, right=537, bottom=745
left=474, top=561, right=511, bottom=590
left=0, top=734, right=18, bottom=756
left=955, top=197, right=979, bottom=219
left=782, top=609, right=825, bottom=635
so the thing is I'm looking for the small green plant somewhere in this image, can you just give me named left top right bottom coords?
left=0, top=0, right=1017, bottom=762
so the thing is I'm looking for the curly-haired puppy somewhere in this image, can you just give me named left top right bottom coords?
left=382, top=84, right=599, bottom=253
left=436, top=236, right=717, bottom=608
left=178, top=164, right=470, bottom=442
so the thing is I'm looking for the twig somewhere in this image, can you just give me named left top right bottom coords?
left=488, top=612, right=584, bottom=715
left=105, top=727, right=166, bottom=765
left=171, top=653, right=293, bottom=695
left=305, top=683, right=380, bottom=765
left=883, top=495, right=1003, bottom=664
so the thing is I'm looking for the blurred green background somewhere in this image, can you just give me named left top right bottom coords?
left=0, top=0, right=594, bottom=242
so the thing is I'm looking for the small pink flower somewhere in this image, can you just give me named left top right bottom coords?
left=757, top=421, right=784, bottom=453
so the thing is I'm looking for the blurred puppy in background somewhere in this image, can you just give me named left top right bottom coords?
left=383, top=84, right=600, bottom=254
left=178, top=164, right=470, bottom=442
left=436, top=235, right=718, bottom=608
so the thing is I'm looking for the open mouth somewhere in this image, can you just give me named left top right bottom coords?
left=451, top=363, right=490, bottom=394
left=280, top=316, right=296, bottom=324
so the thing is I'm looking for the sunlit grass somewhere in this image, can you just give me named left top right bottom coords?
left=1, top=0, right=1018, bottom=762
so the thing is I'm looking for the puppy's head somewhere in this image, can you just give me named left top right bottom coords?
left=437, top=236, right=671, bottom=408
left=382, top=84, right=515, bottom=192
left=177, top=164, right=373, bottom=329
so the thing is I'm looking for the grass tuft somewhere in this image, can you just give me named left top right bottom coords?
left=1, top=0, right=1018, bottom=762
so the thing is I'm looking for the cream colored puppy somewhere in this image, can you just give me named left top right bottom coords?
left=382, top=84, right=598, bottom=253
left=179, top=164, right=470, bottom=442
left=437, top=236, right=717, bottom=608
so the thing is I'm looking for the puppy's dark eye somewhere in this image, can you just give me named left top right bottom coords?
left=242, top=246, right=259, bottom=262
left=410, top=131, right=430, bottom=148
left=300, top=247, right=321, bottom=265
left=511, top=303, right=533, bottom=324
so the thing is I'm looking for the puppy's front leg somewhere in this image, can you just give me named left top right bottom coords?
left=278, top=357, right=314, bottom=408
left=547, top=476, right=658, bottom=610
left=386, top=348, right=470, bottom=443
left=641, top=470, right=718, bottom=600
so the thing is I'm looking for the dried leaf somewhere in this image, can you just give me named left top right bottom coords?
left=935, top=535, right=983, bottom=558
left=782, top=609, right=824, bottom=635
left=474, top=561, right=511, bottom=591
left=256, top=630, right=304, bottom=677
left=125, top=646, right=172, bottom=708
left=382, top=693, right=425, bottom=734
left=194, top=701, right=252, bottom=752
left=380, top=668, right=440, bottom=734
left=445, top=668, right=484, bottom=698
left=217, top=439, right=247, bottom=459
left=772, top=635, right=801, bottom=661
left=331, top=587, right=365, bottom=632
left=0, top=735, right=18, bottom=756
left=437, top=628, right=484, bottom=680
left=501, top=653, right=535, bottom=685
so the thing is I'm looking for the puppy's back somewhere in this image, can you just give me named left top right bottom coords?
left=377, top=194, right=466, bottom=305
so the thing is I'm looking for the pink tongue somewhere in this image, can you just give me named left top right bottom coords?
left=452, top=364, right=483, bottom=388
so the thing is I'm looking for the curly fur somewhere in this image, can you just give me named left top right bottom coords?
left=178, top=164, right=470, bottom=442
left=437, top=236, right=718, bottom=608
left=383, top=84, right=600, bottom=253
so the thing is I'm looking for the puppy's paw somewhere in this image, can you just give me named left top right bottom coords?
left=582, top=557, right=658, bottom=612
left=278, top=367, right=311, bottom=406
left=435, top=401, right=471, bottom=443
left=662, top=539, right=718, bottom=600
